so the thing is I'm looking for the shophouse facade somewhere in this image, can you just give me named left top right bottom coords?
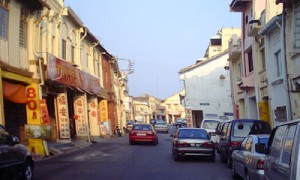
left=162, top=92, right=186, bottom=124
left=132, top=97, right=149, bottom=123
left=0, top=0, right=124, bottom=157
left=229, top=0, right=286, bottom=127
left=274, top=0, right=300, bottom=121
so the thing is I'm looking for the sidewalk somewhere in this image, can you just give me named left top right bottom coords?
left=36, top=136, right=110, bottom=161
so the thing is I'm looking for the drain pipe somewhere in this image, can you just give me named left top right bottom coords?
left=34, top=10, right=50, bottom=99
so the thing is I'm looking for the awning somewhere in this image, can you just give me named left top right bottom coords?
left=98, top=87, right=108, bottom=99
left=2, top=81, right=27, bottom=103
left=238, top=76, right=255, bottom=90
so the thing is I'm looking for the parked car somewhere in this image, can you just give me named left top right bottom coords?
left=129, top=124, right=158, bottom=145
left=173, top=118, right=187, bottom=128
left=171, top=128, right=216, bottom=161
left=215, top=120, right=232, bottom=153
left=260, top=119, right=300, bottom=180
left=200, top=118, right=223, bottom=143
left=154, top=121, right=169, bottom=133
left=231, top=134, right=270, bottom=180
left=0, top=125, right=34, bottom=180
left=218, top=119, right=271, bottom=168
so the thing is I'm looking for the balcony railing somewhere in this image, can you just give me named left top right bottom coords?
left=228, top=36, right=242, bottom=61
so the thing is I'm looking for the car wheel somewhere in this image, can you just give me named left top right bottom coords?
left=227, top=157, right=232, bottom=168
left=231, top=165, right=239, bottom=179
left=23, top=160, right=33, bottom=180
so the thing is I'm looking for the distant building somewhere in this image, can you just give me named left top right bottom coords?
left=162, top=92, right=186, bottom=124
left=179, top=28, right=240, bottom=127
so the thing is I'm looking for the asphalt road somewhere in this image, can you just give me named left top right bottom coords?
left=34, top=126, right=234, bottom=180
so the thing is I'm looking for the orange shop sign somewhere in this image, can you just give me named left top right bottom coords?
left=26, top=84, right=41, bottom=125
left=99, top=100, right=108, bottom=121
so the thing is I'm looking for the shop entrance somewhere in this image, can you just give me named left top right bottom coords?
left=3, top=99, right=27, bottom=142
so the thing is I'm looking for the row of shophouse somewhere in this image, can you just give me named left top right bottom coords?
left=228, top=0, right=300, bottom=127
left=178, top=0, right=300, bottom=128
left=0, top=0, right=130, bottom=156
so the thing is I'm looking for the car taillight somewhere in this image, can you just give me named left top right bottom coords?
left=146, top=132, right=154, bottom=136
left=202, top=142, right=215, bottom=148
left=229, top=141, right=241, bottom=149
left=129, top=131, right=136, bottom=135
left=256, top=159, right=265, bottom=169
left=175, top=141, right=188, bottom=147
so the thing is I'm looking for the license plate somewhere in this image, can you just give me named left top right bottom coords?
left=137, top=133, right=146, bottom=136
left=190, top=143, right=195, bottom=147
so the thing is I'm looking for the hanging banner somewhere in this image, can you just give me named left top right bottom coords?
left=26, top=84, right=41, bottom=125
left=56, top=93, right=70, bottom=140
left=99, top=99, right=108, bottom=122
left=74, top=96, right=88, bottom=136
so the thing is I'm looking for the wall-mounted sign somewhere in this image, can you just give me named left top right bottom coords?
left=200, top=103, right=210, bottom=106
left=25, top=124, right=52, bottom=139
left=26, top=84, right=41, bottom=125
left=57, top=93, right=70, bottom=139
left=99, top=99, right=108, bottom=122
left=74, top=96, right=88, bottom=136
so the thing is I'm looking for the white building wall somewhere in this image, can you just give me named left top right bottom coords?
left=265, top=26, right=290, bottom=124
left=182, top=53, right=233, bottom=119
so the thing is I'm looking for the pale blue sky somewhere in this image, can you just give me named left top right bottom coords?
left=65, top=0, right=241, bottom=100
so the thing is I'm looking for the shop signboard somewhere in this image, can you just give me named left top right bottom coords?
left=25, top=124, right=52, bottom=139
left=57, top=93, right=70, bottom=140
left=99, top=99, right=108, bottom=122
left=47, top=54, right=101, bottom=95
left=40, top=99, right=50, bottom=124
left=26, top=84, right=41, bottom=125
left=74, top=96, right=88, bottom=136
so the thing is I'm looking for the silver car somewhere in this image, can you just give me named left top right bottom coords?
left=171, top=128, right=216, bottom=161
left=154, top=121, right=168, bottom=133
left=231, top=134, right=270, bottom=180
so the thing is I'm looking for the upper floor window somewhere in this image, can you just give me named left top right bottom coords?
left=71, top=45, right=75, bottom=63
left=294, top=7, right=300, bottom=49
left=62, top=39, right=66, bottom=60
left=0, top=0, right=9, bottom=40
left=61, top=24, right=67, bottom=60
left=275, top=50, right=282, bottom=77
left=19, top=8, right=28, bottom=47
left=247, top=49, right=253, bottom=73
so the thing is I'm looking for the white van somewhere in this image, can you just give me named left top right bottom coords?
left=200, top=118, right=223, bottom=143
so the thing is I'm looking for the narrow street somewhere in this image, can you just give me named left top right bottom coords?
left=34, top=126, right=233, bottom=180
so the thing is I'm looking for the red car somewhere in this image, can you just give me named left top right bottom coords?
left=129, top=124, right=158, bottom=145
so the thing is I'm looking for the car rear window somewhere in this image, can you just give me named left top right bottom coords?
left=202, top=120, right=221, bottom=130
left=133, top=125, right=152, bottom=130
left=233, top=121, right=270, bottom=138
left=178, top=129, right=208, bottom=139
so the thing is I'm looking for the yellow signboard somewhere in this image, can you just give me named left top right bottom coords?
left=26, top=84, right=41, bottom=125
left=99, top=99, right=108, bottom=121
left=258, top=101, right=270, bottom=123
